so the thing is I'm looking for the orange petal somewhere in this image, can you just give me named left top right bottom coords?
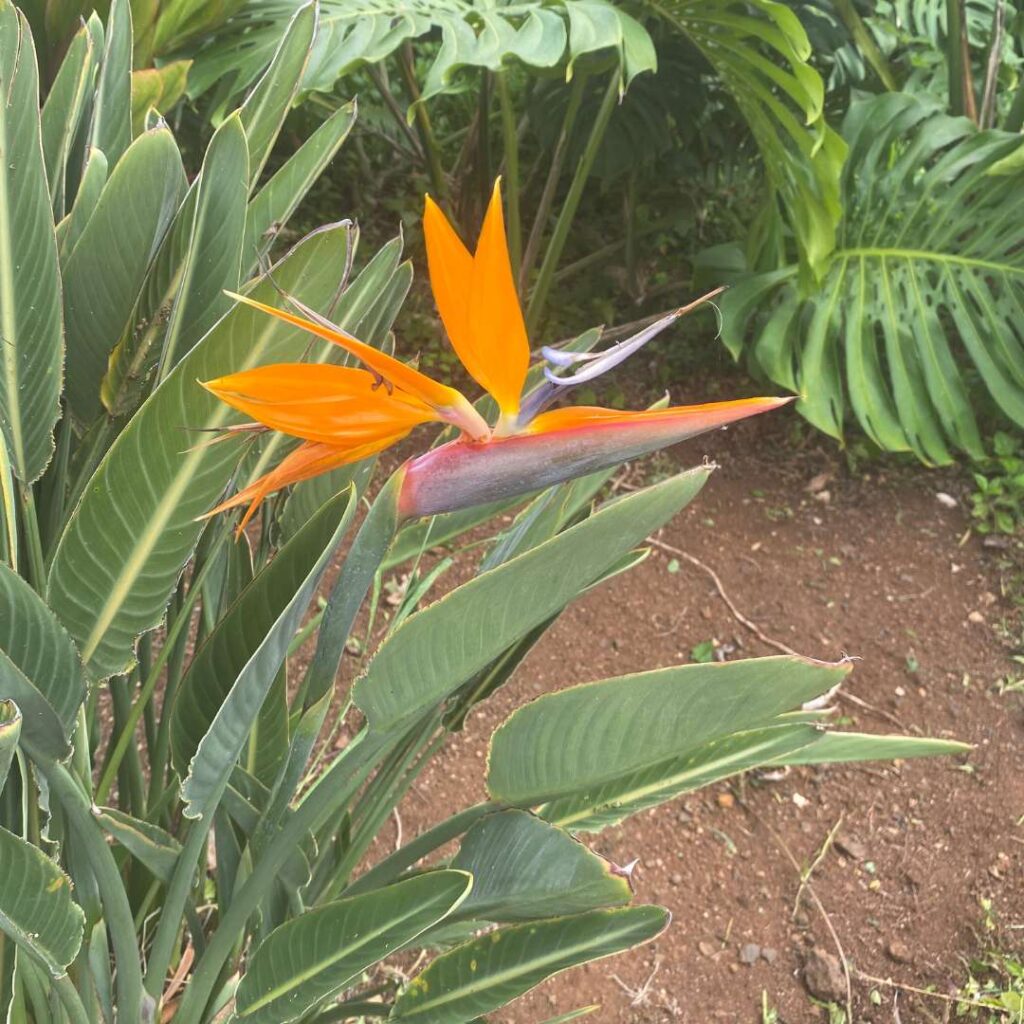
left=424, top=181, right=530, bottom=419
left=202, top=363, right=437, bottom=446
left=224, top=292, right=489, bottom=439
left=205, top=435, right=406, bottom=536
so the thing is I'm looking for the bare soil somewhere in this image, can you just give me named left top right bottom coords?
left=352, top=407, right=1024, bottom=1024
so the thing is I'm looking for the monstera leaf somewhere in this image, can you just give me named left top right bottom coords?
left=186, top=0, right=656, bottom=108
left=643, top=0, right=846, bottom=278
left=721, top=92, right=1024, bottom=464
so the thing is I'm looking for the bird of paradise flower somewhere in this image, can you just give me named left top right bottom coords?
left=202, top=181, right=788, bottom=530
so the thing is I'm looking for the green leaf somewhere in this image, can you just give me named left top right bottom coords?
left=722, top=92, right=1024, bottom=462
left=354, top=468, right=710, bottom=733
left=94, top=806, right=181, bottom=882
left=487, top=656, right=848, bottom=806
left=62, top=125, right=186, bottom=422
left=542, top=724, right=819, bottom=832
left=0, top=563, right=86, bottom=759
left=151, top=111, right=248, bottom=379
left=235, top=871, right=473, bottom=1024
left=56, top=146, right=107, bottom=260
left=0, top=700, right=21, bottom=794
left=47, top=224, right=353, bottom=680
left=772, top=731, right=972, bottom=765
left=90, top=0, right=132, bottom=168
left=0, top=5, right=64, bottom=484
left=242, top=98, right=356, bottom=275
left=391, top=906, right=669, bottom=1023
left=248, top=666, right=289, bottom=787
left=280, top=455, right=373, bottom=544
left=0, top=825, right=84, bottom=977
left=238, top=1, right=316, bottom=187
left=40, top=21, right=96, bottom=218
left=130, top=59, right=191, bottom=135
left=450, top=810, right=631, bottom=922
left=176, top=488, right=355, bottom=819
left=648, top=0, right=844, bottom=277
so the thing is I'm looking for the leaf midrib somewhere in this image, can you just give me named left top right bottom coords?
left=395, top=913, right=655, bottom=1017
left=75, top=316, right=281, bottom=667
left=840, top=246, right=1024, bottom=276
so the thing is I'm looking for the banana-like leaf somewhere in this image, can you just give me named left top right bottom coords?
left=645, top=0, right=846, bottom=277
left=772, top=730, right=971, bottom=764
left=235, top=871, right=473, bottom=1024
left=40, top=20, right=97, bottom=218
left=354, top=468, right=710, bottom=733
left=238, top=1, right=317, bottom=187
left=542, top=723, right=820, bottom=831
left=721, top=92, right=1024, bottom=462
left=0, top=563, right=86, bottom=759
left=0, top=825, right=84, bottom=977
left=450, top=810, right=630, bottom=922
left=0, top=4, right=64, bottom=485
left=0, top=701, right=20, bottom=794
left=151, top=112, right=248, bottom=379
left=62, top=124, right=186, bottom=422
left=176, top=488, right=355, bottom=819
left=47, top=224, right=352, bottom=680
left=279, top=455, right=374, bottom=544
left=242, top=98, right=356, bottom=275
left=186, top=0, right=656, bottom=108
left=391, top=906, right=668, bottom=1023
left=90, top=0, right=132, bottom=168
left=94, top=806, right=181, bottom=882
left=487, top=656, right=847, bottom=806
left=130, top=59, right=191, bottom=134
left=56, top=146, right=107, bottom=259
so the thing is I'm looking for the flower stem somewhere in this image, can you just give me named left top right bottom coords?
left=497, top=71, right=522, bottom=281
left=526, top=70, right=619, bottom=333
left=398, top=43, right=446, bottom=200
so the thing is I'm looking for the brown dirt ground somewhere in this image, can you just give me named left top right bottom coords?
left=328, top=405, right=1024, bottom=1024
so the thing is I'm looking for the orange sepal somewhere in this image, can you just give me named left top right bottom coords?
left=526, top=397, right=792, bottom=435
left=201, top=364, right=437, bottom=447
left=204, top=435, right=406, bottom=537
left=224, top=292, right=488, bottom=439
left=424, top=181, right=530, bottom=418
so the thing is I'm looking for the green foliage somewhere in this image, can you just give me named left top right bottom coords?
left=0, top=4, right=970, bottom=1023
left=971, top=431, right=1024, bottom=534
left=722, top=91, right=1024, bottom=463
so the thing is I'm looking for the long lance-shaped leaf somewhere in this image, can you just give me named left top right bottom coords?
left=89, top=0, right=131, bottom=168
left=94, top=807, right=181, bottom=883
left=40, top=20, right=96, bottom=218
left=0, top=563, right=85, bottom=758
left=353, top=468, right=711, bottom=733
left=0, top=4, right=64, bottom=484
left=174, top=487, right=355, bottom=819
left=152, top=112, right=248, bottom=381
left=450, top=810, right=630, bottom=922
left=242, top=99, right=357, bottom=275
left=235, top=871, right=473, bottom=1024
left=487, top=656, right=849, bottom=807
left=542, top=723, right=821, bottom=832
left=391, top=906, right=669, bottom=1023
left=238, top=1, right=317, bottom=187
left=56, top=147, right=107, bottom=260
left=62, top=125, right=186, bottom=423
left=0, top=826, right=84, bottom=978
left=0, top=701, right=20, bottom=794
left=48, top=224, right=352, bottom=681
left=771, top=731, right=971, bottom=765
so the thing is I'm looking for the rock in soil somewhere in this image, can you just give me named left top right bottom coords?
left=835, top=833, right=868, bottom=861
left=886, top=939, right=913, bottom=964
left=739, top=943, right=761, bottom=965
left=802, top=948, right=847, bottom=1002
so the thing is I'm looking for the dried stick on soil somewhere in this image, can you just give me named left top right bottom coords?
left=792, top=815, right=844, bottom=920
left=740, top=800, right=854, bottom=1022
left=646, top=538, right=800, bottom=656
